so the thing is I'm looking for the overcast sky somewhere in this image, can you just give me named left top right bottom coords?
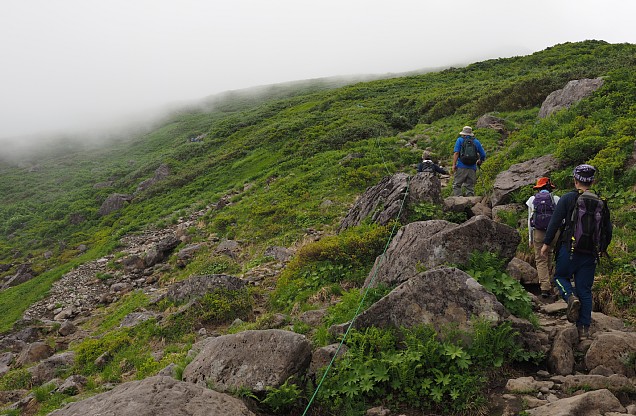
left=1, top=0, right=635, bottom=142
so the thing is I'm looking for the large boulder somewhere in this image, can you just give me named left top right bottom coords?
left=538, top=78, right=604, bottom=119
left=182, top=329, right=312, bottom=393
left=490, top=155, right=559, bottom=207
left=364, top=215, right=520, bottom=288
left=476, top=114, right=507, bottom=135
left=15, top=342, right=54, bottom=367
left=98, top=194, right=133, bottom=217
left=48, top=375, right=255, bottom=416
left=354, top=267, right=508, bottom=333
left=585, top=331, right=636, bottom=377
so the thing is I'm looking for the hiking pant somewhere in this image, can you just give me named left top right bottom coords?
left=533, top=229, right=558, bottom=292
left=452, top=168, right=476, bottom=196
left=553, top=245, right=597, bottom=327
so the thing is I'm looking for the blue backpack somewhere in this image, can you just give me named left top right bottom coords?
left=531, top=192, right=555, bottom=231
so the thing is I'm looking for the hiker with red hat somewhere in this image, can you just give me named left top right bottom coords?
left=526, top=177, right=560, bottom=299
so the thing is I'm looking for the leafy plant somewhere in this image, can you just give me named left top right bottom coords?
left=315, top=322, right=534, bottom=414
left=260, top=378, right=303, bottom=413
left=463, top=252, right=536, bottom=322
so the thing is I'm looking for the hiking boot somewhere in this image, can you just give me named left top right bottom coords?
left=577, top=326, right=590, bottom=341
left=541, top=291, right=550, bottom=299
left=566, top=295, right=581, bottom=323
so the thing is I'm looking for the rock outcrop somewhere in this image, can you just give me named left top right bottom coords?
left=538, top=78, right=604, bottom=119
left=339, top=172, right=443, bottom=230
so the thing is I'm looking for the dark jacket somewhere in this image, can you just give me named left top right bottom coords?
left=417, top=159, right=448, bottom=175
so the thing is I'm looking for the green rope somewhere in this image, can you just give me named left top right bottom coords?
left=301, top=176, right=411, bottom=415
left=376, top=136, right=393, bottom=176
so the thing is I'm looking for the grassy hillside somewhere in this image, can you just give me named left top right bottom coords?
left=0, top=39, right=635, bottom=414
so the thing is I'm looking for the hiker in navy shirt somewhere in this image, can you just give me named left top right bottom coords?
left=417, top=150, right=448, bottom=175
left=451, top=126, right=486, bottom=196
left=541, top=164, right=612, bottom=341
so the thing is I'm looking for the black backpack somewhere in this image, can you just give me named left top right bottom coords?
left=459, top=137, right=478, bottom=165
left=531, top=192, right=555, bottom=231
left=564, top=190, right=611, bottom=256
left=418, top=160, right=434, bottom=173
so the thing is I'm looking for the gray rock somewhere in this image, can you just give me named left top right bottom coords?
left=561, top=374, right=636, bottom=394
left=1, top=263, right=35, bottom=289
left=144, top=235, right=180, bottom=267
left=48, top=375, right=255, bottom=416
left=354, top=267, right=508, bottom=334
left=0, top=352, right=15, bottom=367
left=135, top=164, right=171, bottom=194
left=98, top=194, right=133, bottom=217
left=364, top=215, right=520, bottom=288
left=263, top=246, right=294, bottom=263
left=56, top=374, right=88, bottom=395
left=183, top=329, right=312, bottom=393
left=547, top=326, right=578, bottom=376
left=490, top=155, right=559, bottom=207
left=476, top=114, right=507, bottom=134
left=28, top=351, right=75, bottom=385
left=166, top=274, right=247, bottom=303
left=408, top=172, right=444, bottom=205
left=339, top=173, right=410, bottom=231
left=309, top=343, right=348, bottom=377
left=119, top=311, right=159, bottom=328
left=525, top=389, right=624, bottom=416
left=16, top=342, right=54, bottom=367
left=505, top=376, right=554, bottom=393
left=176, top=244, right=203, bottom=267
left=58, top=321, right=77, bottom=337
left=214, top=239, right=241, bottom=259
left=585, top=331, right=636, bottom=377
left=539, top=78, right=604, bottom=119
left=506, top=257, right=538, bottom=285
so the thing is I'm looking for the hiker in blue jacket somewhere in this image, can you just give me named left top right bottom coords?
left=451, top=126, right=486, bottom=196
left=540, top=164, right=613, bottom=340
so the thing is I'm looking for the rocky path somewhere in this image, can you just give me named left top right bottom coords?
left=495, top=295, right=636, bottom=415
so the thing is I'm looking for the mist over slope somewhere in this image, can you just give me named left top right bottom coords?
left=0, top=72, right=414, bottom=163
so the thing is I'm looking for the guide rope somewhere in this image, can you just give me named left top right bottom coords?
left=301, top=141, right=411, bottom=415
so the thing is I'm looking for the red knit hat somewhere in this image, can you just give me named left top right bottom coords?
left=532, top=177, right=556, bottom=190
